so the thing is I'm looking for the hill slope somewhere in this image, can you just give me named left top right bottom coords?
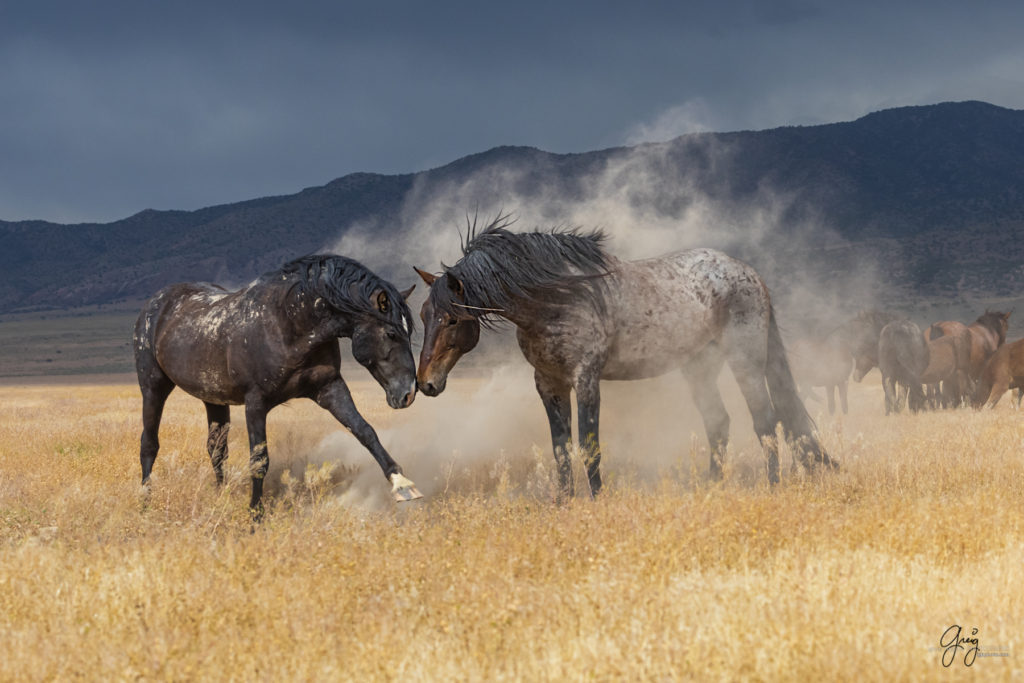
left=2, top=100, right=1022, bottom=313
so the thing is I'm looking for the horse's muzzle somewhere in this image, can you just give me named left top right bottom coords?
left=418, top=378, right=445, bottom=397
left=387, top=383, right=417, bottom=409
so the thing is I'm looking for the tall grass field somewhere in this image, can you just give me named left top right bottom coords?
left=1, top=371, right=1021, bottom=680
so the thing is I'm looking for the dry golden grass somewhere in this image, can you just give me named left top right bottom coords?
left=1, top=374, right=1022, bottom=681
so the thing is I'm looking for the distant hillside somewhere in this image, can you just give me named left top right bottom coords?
left=2, top=100, right=1023, bottom=314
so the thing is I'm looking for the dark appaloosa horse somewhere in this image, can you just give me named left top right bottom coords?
left=134, top=254, right=422, bottom=518
left=414, top=215, right=835, bottom=496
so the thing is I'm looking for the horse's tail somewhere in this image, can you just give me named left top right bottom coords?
left=765, top=308, right=839, bottom=471
left=926, top=323, right=946, bottom=341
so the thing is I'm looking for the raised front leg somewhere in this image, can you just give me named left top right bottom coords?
left=315, top=379, right=420, bottom=502
left=204, top=402, right=230, bottom=485
left=575, top=370, right=603, bottom=497
left=244, top=397, right=270, bottom=520
left=535, top=371, right=573, bottom=500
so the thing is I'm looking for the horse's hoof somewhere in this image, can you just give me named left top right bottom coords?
left=391, top=473, right=423, bottom=502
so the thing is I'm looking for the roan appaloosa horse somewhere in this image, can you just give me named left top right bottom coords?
left=414, top=215, right=836, bottom=497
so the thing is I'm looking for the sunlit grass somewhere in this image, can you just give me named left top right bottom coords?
left=0, top=378, right=1022, bottom=680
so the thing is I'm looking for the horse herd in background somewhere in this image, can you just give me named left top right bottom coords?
left=793, top=308, right=1023, bottom=416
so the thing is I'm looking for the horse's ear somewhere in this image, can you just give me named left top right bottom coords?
left=445, top=271, right=465, bottom=299
left=376, top=290, right=391, bottom=315
left=399, top=285, right=415, bottom=300
left=413, top=267, right=436, bottom=286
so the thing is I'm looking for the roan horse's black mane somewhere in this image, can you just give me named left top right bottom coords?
left=271, top=254, right=414, bottom=334
left=431, top=214, right=611, bottom=326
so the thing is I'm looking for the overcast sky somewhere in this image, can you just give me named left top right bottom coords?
left=2, top=0, right=1022, bottom=224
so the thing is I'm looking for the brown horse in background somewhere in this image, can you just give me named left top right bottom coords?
left=919, top=334, right=971, bottom=408
left=791, top=329, right=853, bottom=415
left=927, top=310, right=1011, bottom=381
left=972, top=337, right=1024, bottom=408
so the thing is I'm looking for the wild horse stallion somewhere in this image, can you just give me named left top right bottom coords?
left=919, top=334, right=971, bottom=409
left=414, top=215, right=836, bottom=496
left=877, top=319, right=928, bottom=414
left=134, top=254, right=422, bottom=518
left=927, top=310, right=1011, bottom=381
left=972, top=336, right=1024, bottom=408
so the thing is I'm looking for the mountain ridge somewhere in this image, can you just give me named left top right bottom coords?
left=2, top=100, right=1022, bottom=313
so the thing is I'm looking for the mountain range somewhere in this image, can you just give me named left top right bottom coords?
left=2, top=100, right=1023, bottom=316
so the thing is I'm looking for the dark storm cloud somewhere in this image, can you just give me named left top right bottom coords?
left=1, top=0, right=1022, bottom=222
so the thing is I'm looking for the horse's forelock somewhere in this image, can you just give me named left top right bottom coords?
left=439, top=222, right=609, bottom=323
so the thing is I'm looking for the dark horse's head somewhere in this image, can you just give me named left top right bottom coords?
left=414, top=213, right=608, bottom=397
left=975, top=309, right=1012, bottom=345
left=281, top=255, right=418, bottom=408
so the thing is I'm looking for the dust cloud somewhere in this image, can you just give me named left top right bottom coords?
left=314, top=134, right=892, bottom=509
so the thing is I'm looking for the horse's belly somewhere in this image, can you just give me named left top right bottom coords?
left=160, top=359, right=246, bottom=405
left=154, top=333, right=247, bottom=405
left=602, top=333, right=707, bottom=380
left=601, top=356, right=681, bottom=380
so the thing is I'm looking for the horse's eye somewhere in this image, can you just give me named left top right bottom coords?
left=386, top=329, right=398, bottom=341
left=446, top=317, right=458, bottom=327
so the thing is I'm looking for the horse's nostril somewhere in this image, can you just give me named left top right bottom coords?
left=425, top=382, right=436, bottom=394
left=401, top=391, right=414, bottom=407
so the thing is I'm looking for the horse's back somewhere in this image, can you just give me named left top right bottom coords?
left=614, top=248, right=769, bottom=315
left=600, top=248, right=772, bottom=378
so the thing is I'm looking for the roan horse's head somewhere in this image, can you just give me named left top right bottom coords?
left=413, top=267, right=481, bottom=396
left=348, top=285, right=419, bottom=409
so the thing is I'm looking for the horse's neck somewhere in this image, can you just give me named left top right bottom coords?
left=277, top=282, right=355, bottom=340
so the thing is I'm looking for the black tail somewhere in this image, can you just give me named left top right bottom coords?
left=926, top=323, right=945, bottom=342
left=765, top=309, right=839, bottom=471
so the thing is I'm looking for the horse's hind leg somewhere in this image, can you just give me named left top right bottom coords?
left=839, top=379, right=849, bottom=415
left=204, top=402, right=230, bottom=485
left=138, top=366, right=174, bottom=485
left=682, top=347, right=729, bottom=480
left=575, top=370, right=604, bottom=497
left=724, top=352, right=782, bottom=484
left=826, top=385, right=836, bottom=415
left=535, top=371, right=574, bottom=500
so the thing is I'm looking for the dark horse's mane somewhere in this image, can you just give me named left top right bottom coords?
left=973, top=310, right=1010, bottom=338
left=270, top=254, right=414, bottom=334
left=431, top=213, right=610, bottom=327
